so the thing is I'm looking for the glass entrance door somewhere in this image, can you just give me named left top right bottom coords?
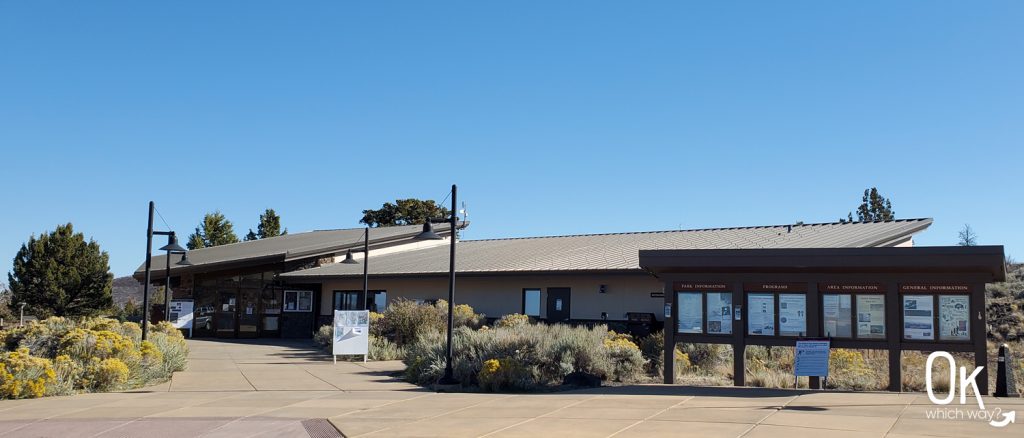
left=216, top=290, right=237, bottom=338
left=260, top=287, right=282, bottom=337
left=238, top=288, right=259, bottom=338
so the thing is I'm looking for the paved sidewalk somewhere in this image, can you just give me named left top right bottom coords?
left=0, top=339, right=1020, bottom=437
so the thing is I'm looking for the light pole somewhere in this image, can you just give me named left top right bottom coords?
left=163, top=232, right=192, bottom=320
left=18, top=302, right=26, bottom=327
left=141, top=201, right=189, bottom=340
left=413, top=184, right=458, bottom=386
left=341, top=227, right=369, bottom=307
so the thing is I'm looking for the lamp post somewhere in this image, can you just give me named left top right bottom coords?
left=413, top=184, right=458, bottom=386
left=163, top=232, right=192, bottom=320
left=341, top=227, right=369, bottom=307
left=142, top=201, right=189, bottom=341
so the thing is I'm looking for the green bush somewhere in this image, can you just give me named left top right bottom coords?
left=403, top=323, right=646, bottom=391
left=369, top=335, right=405, bottom=361
left=314, top=324, right=332, bottom=349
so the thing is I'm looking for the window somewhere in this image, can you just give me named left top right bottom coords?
left=283, top=290, right=313, bottom=312
left=333, top=291, right=362, bottom=311
left=523, top=289, right=541, bottom=317
left=366, top=291, right=387, bottom=313
left=822, top=294, right=853, bottom=338
left=747, top=293, right=775, bottom=336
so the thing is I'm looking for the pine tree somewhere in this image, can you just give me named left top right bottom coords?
left=7, top=223, right=114, bottom=317
left=186, top=211, right=240, bottom=249
left=361, top=199, right=451, bottom=227
left=245, top=209, right=286, bottom=241
left=846, top=187, right=896, bottom=222
left=957, top=224, right=978, bottom=246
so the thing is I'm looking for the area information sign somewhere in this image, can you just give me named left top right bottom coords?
left=794, top=339, right=830, bottom=379
left=333, top=310, right=370, bottom=363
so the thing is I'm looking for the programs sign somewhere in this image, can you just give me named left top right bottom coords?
left=333, top=310, right=370, bottom=362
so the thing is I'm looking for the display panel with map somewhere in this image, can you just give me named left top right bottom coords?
left=902, top=295, right=934, bottom=340
left=706, top=292, right=732, bottom=334
left=778, top=294, right=807, bottom=336
left=748, top=293, right=775, bottom=336
left=677, top=292, right=703, bottom=334
left=855, top=295, right=886, bottom=339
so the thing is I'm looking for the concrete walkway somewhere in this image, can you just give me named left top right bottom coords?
left=0, top=339, right=1020, bottom=437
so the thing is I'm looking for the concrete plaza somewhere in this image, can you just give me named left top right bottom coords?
left=0, top=339, right=1019, bottom=437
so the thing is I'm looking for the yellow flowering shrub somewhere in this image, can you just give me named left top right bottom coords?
left=494, top=313, right=530, bottom=329
left=477, top=357, right=531, bottom=391
left=82, top=358, right=129, bottom=391
left=48, top=355, right=82, bottom=396
left=58, top=329, right=140, bottom=366
left=0, top=348, right=56, bottom=399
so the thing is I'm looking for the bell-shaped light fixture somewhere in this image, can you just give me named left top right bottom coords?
left=414, top=221, right=442, bottom=240
left=341, top=249, right=359, bottom=264
left=176, top=252, right=193, bottom=266
left=159, top=234, right=187, bottom=253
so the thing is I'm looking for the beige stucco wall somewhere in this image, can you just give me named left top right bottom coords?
left=317, top=273, right=666, bottom=322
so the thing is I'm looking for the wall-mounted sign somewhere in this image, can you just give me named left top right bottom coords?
left=820, top=283, right=887, bottom=292
left=743, top=283, right=807, bottom=292
left=902, top=295, right=934, bottom=340
left=674, top=282, right=728, bottom=291
left=650, top=292, right=665, bottom=298
left=899, top=284, right=971, bottom=293
left=939, top=295, right=970, bottom=341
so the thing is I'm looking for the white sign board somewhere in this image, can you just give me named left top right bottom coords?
left=903, top=295, right=934, bottom=340
left=168, top=299, right=194, bottom=337
left=333, top=310, right=370, bottom=363
left=677, top=293, right=703, bottom=333
left=794, top=339, right=830, bottom=377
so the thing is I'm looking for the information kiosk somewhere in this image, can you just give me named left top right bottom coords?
left=640, top=246, right=1006, bottom=393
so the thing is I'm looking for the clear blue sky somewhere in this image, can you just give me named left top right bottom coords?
left=1, top=1, right=1021, bottom=277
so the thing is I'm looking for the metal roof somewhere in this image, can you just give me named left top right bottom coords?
left=134, top=222, right=455, bottom=277
left=280, top=218, right=933, bottom=278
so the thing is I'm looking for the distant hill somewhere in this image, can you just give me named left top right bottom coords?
left=112, top=276, right=144, bottom=306
left=987, top=262, right=1024, bottom=341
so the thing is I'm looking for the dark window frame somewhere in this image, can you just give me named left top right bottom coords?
left=522, top=288, right=541, bottom=317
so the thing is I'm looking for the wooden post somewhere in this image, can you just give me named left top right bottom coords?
left=886, top=281, right=902, bottom=392
left=972, top=282, right=989, bottom=395
left=806, top=282, right=821, bottom=389
left=733, top=282, right=745, bottom=387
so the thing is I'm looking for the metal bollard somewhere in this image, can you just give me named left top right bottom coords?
left=995, top=343, right=1018, bottom=397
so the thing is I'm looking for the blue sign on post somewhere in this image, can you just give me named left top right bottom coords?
left=794, top=339, right=831, bottom=379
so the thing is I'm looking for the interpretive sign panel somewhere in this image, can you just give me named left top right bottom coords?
left=748, top=293, right=775, bottom=336
left=333, top=310, right=370, bottom=362
left=939, top=295, right=970, bottom=341
left=677, top=292, right=703, bottom=333
left=902, top=295, right=934, bottom=340
left=794, top=339, right=830, bottom=377
left=856, top=295, right=886, bottom=339
left=778, top=294, right=806, bottom=336
left=707, top=292, right=732, bottom=334
left=822, top=294, right=852, bottom=338
left=168, top=299, right=194, bottom=335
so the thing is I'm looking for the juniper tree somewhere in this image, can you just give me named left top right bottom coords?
left=186, top=211, right=239, bottom=249
left=7, top=223, right=114, bottom=317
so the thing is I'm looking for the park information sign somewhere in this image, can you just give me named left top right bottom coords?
left=794, top=339, right=831, bottom=380
left=168, top=299, right=194, bottom=337
left=333, top=310, right=370, bottom=363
